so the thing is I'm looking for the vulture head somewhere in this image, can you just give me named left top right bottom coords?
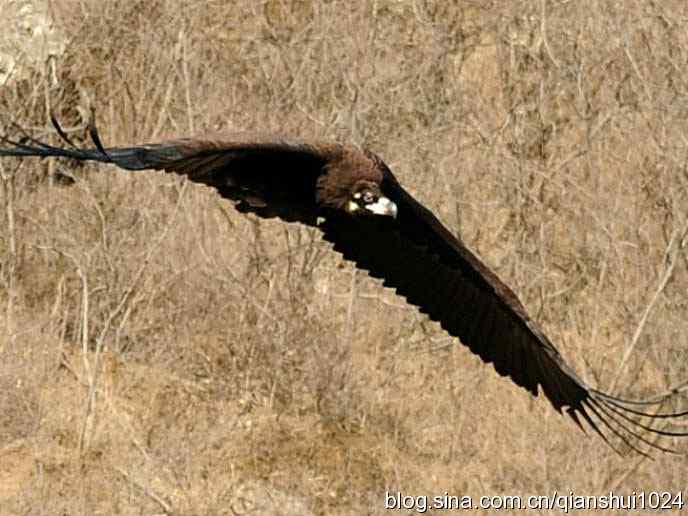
left=346, top=180, right=398, bottom=218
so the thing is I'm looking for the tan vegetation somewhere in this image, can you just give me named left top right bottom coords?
left=1, top=1, right=687, bottom=514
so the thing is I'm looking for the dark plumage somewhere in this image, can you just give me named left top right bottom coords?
left=2, top=116, right=687, bottom=456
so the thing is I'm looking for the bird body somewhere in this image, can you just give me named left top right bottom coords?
left=2, top=116, right=686, bottom=456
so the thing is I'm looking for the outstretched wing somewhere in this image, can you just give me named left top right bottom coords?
left=0, top=118, right=336, bottom=224
left=320, top=172, right=688, bottom=456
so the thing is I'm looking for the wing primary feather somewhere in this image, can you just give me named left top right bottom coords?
left=0, top=137, right=43, bottom=154
left=3, top=122, right=60, bottom=152
left=0, top=134, right=91, bottom=160
left=565, top=406, right=587, bottom=433
left=590, top=399, right=677, bottom=455
left=575, top=401, right=626, bottom=455
left=582, top=399, right=653, bottom=457
left=591, top=388, right=688, bottom=413
left=50, top=111, right=79, bottom=149
left=596, top=397, right=688, bottom=437
left=539, top=359, right=569, bottom=412
left=601, top=397, right=688, bottom=420
left=87, top=111, right=112, bottom=163
left=1, top=115, right=112, bottom=163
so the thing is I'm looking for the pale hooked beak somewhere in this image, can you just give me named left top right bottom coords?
left=365, top=196, right=398, bottom=218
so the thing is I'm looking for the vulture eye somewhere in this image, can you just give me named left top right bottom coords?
left=361, top=191, right=376, bottom=204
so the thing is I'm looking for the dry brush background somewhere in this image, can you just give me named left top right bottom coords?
left=1, top=0, right=688, bottom=514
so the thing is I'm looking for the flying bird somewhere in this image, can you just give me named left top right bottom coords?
left=2, top=115, right=687, bottom=456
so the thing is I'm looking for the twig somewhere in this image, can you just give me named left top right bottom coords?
left=181, top=29, right=195, bottom=133
left=0, top=160, right=18, bottom=347
left=38, top=246, right=94, bottom=453
left=539, top=0, right=560, bottom=69
left=623, top=38, right=652, bottom=103
left=344, top=267, right=357, bottom=345
left=114, top=467, right=173, bottom=515
left=551, top=108, right=617, bottom=172
left=610, top=219, right=688, bottom=392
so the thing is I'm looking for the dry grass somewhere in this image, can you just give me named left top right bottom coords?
left=1, top=0, right=688, bottom=514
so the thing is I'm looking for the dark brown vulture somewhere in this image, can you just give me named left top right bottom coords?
left=2, top=116, right=687, bottom=456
